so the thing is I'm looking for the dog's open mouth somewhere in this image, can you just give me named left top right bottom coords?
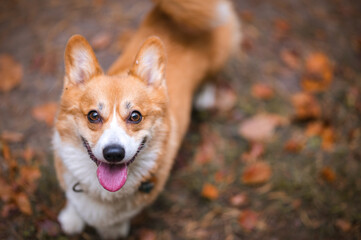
left=81, top=137, right=147, bottom=192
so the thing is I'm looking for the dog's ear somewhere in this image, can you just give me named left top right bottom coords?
left=131, top=36, right=166, bottom=87
left=64, top=34, right=103, bottom=86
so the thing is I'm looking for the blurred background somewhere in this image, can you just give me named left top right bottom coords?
left=0, top=0, right=360, bottom=239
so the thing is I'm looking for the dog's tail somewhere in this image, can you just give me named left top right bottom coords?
left=153, top=0, right=235, bottom=32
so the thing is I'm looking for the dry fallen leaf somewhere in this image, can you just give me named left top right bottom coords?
left=2, top=142, right=18, bottom=175
left=14, top=192, right=32, bottom=215
left=239, top=114, right=288, bottom=142
left=301, top=52, right=333, bottom=92
left=214, top=171, right=235, bottom=184
left=91, top=32, right=112, bottom=50
left=305, top=121, right=324, bottom=137
left=291, top=92, right=321, bottom=120
left=321, top=126, right=336, bottom=151
left=239, top=10, right=254, bottom=23
left=292, top=199, right=302, bottom=210
left=194, top=139, right=215, bottom=165
left=0, top=178, right=13, bottom=202
left=215, top=86, right=238, bottom=112
left=335, top=219, right=351, bottom=232
left=242, top=162, right=272, bottom=185
left=201, top=183, right=219, bottom=200
left=138, top=228, right=157, bottom=240
left=238, top=210, right=259, bottom=231
left=273, top=19, right=290, bottom=39
left=274, top=19, right=290, bottom=32
left=0, top=54, right=23, bottom=92
left=280, top=48, right=301, bottom=70
left=241, top=37, right=253, bottom=52
left=22, top=147, right=35, bottom=163
left=31, top=102, right=58, bottom=126
left=18, top=166, right=41, bottom=193
left=320, top=166, right=336, bottom=183
left=241, top=142, right=264, bottom=162
left=251, top=84, right=274, bottom=100
left=284, top=139, right=304, bottom=153
left=1, top=131, right=24, bottom=143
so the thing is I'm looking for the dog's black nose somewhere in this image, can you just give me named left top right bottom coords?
left=103, top=145, right=125, bottom=162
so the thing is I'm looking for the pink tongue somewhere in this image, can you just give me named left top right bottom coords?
left=97, top=162, right=128, bottom=192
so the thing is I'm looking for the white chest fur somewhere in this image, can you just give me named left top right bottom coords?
left=53, top=130, right=160, bottom=232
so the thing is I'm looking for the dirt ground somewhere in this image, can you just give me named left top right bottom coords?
left=0, top=0, right=361, bottom=239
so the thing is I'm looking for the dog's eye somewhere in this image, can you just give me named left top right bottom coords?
left=87, top=110, right=102, bottom=123
left=128, top=111, right=142, bottom=124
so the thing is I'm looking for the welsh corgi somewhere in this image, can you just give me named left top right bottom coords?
left=53, top=0, right=241, bottom=238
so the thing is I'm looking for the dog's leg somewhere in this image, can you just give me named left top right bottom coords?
left=58, top=201, right=85, bottom=235
left=96, top=220, right=130, bottom=239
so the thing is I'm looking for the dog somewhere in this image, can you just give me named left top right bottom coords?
left=53, top=0, right=241, bottom=238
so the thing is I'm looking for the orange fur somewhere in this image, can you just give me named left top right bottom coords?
left=54, top=0, right=240, bottom=237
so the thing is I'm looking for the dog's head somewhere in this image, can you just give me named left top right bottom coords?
left=56, top=35, right=168, bottom=192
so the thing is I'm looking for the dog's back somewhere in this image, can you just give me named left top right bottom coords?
left=109, top=0, right=241, bottom=139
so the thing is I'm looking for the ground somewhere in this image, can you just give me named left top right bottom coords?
left=0, top=0, right=361, bottom=239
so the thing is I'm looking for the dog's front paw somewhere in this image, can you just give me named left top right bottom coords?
left=58, top=203, right=85, bottom=235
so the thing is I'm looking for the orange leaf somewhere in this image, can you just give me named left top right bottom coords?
left=31, top=102, right=58, bottom=126
left=18, top=166, right=41, bottom=188
left=242, top=162, right=272, bottom=185
left=274, top=19, right=290, bottom=33
left=239, top=11, right=254, bottom=23
left=305, top=121, right=323, bottom=137
left=0, top=54, right=23, bottom=92
left=214, top=171, right=226, bottom=183
left=280, top=49, right=301, bottom=70
left=0, top=178, right=14, bottom=202
left=291, top=93, right=321, bottom=120
left=301, top=52, right=333, bottom=92
left=251, top=84, right=274, bottom=100
left=1, top=142, right=18, bottom=174
left=215, top=86, right=237, bottom=112
left=14, top=192, right=32, bottom=215
left=214, top=171, right=235, bottom=184
left=291, top=199, right=302, bottom=209
left=239, top=114, right=288, bottom=142
left=335, top=219, right=351, bottom=232
left=238, top=210, right=259, bottom=231
left=22, top=147, right=35, bottom=163
left=305, top=52, right=331, bottom=74
left=321, top=127, right=336, bottom=151
left=1, top=131, right=24, bottom=143
left=320, top=166, right=336, bottom=183
left=201, top=183, right=219, bottom=200
left=284, top=139, right=304, bottom=153
left=194, top=139, right=215, bottom=165
left=138, top=228, right=157, bottom=240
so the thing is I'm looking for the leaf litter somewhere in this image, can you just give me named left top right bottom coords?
left=1, top=0, right=360, bottom=239
left=0, top=54, right=23, bottom=92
